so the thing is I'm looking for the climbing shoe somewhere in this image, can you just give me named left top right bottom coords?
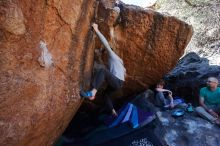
left=80, top=90, right=95, bottom=100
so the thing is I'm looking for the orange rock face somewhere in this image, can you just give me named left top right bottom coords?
left=0, top=0, right=96, bottom=146
left=0, top=0, right=192, bottom=146
left=95, top=1, right=193, bottom=95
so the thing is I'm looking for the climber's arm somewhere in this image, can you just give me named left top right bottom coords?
left=92, top=23, right=114, bottom=55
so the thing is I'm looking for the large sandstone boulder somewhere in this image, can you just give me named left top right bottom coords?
left=0, top=0, right=96, bottom=146
left=95, top=1, right=193, bottom=95
left=0, top=0, right=192, bottom=145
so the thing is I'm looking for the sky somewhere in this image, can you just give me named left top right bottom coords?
left=121, top=0, right=157, bottom=7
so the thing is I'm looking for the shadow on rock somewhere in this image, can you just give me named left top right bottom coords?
left=165, top=52, right=220, bottom=105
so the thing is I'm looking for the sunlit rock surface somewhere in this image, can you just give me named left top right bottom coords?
left=0, top=0, right=96, bottom=145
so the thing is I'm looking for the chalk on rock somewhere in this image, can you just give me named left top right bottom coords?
left=38, top=40, right=53, bottom=68
left=113, top=6, right=120, bottom=14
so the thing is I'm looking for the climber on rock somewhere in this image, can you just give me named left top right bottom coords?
left=80, top=23, right=126, bottom=117
left=195, top=77, right=220, bottom=126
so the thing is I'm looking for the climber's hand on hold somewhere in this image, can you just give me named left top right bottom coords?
left=92, top=23, right=98, bottom=31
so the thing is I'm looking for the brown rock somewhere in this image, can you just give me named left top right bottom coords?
left=95, top=1, right=193, bottom=95
left=0, top=0, right=26, bottom=35
left=0, top=0, right=192, bottom=146
left=0, top=0, right=96, bottom=146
